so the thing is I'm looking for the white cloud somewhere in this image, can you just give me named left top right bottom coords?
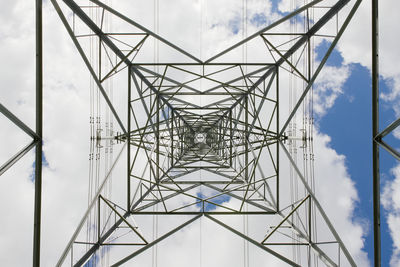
left=313, top=65, right=350, bottom=116
left=313, top=130, right=369, bottom=266
left=382, top=164, right=400, bottom=266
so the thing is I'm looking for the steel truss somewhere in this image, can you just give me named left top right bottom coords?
left=48, top=0, right=364, bottom=266
left=0, top=0, right=369, bottom=266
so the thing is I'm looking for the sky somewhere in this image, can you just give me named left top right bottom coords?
left=1, top=0, right=400, bottom=266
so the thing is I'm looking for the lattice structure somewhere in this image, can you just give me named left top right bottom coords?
left=44, top=0, right=362, bottom=266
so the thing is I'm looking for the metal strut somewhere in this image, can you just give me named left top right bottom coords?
left=372, top=0, right=381, bottom=266
left=33, top=0, right=43, bottom=266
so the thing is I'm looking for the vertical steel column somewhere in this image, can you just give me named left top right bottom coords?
left=171, top=111, right=174, bottom=168
left=33, top=0, right=43, bottom=266
left=229, top=110, right=233, bottom=167
left=179, top=119, right=182, bottom=154
left=156, top=96, right=160, bottom=181
left=276, top=66, right=279, bottom=211
left=372, top=0, right=380, bottom=266
left=127, top=67, right=131, bottom=210
left=245, top=96, right=249, bottom=181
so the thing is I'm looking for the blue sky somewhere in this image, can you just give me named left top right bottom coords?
left=316, top=40, right=398, bottom=266
left=30, top=151, right=49, bottom=182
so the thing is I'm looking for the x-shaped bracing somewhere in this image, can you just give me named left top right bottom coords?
left=52, top=0, right=362, bottom=266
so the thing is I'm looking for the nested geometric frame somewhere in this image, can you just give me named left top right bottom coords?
left=50, top=0, right=363, bottom=266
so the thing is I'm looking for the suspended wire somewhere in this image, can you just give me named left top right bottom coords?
left=308, top=3, right=318, bottom=266
left=103, top=1, right=114, bottom=264
left=103, top=3, right=109, bottom=266
left=95, top=2, right=102, bottom=264
left=199, top=1, right=204, bottom=266
left=85, top=0, right=116, bottom=264
left=288, top=0, right=295, bottom=262
left=241, top=0, right=249, bottom=266
left=152, top=1, right=159, bottom=266
left=303, top=0, right=310, bottom=264
left=300, top=0, right=318, bottom=265
left=302, top=0, right=309, bottom=264
left=285, top=0, right=318, bottom=264
left=87, top=0, right=95, bottom=254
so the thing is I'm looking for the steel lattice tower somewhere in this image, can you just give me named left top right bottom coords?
left=51, top=0, right=362, bottom=266
left=4, top=0, right=384, bottom=266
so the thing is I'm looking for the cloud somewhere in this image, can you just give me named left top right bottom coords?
left=313, top=130, right=369, bottom=266
left=382, top=164, right=400, bottom=266
left=313, top=65, right=350, bottom=117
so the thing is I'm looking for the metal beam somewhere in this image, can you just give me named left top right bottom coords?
left=0, top=103, right=39, bottom=140
left=110, top=214, right=202, bottom=266
left=378, top=140, right=400, bottom=161
left=372, top=0, right=381, bottom=266
left=205, top=0, right=325, bottom=63
left=89, top=0, right=203, bottom=64
left=127, top=68, right=131, bottom=211
left=0, top=140, right=37, bottom=176
left=262, top=195, right=310, bottom=243
left=33, top=0, right=43, bottom=265
left=376, top=116, right=400, bottom=139
left=205, top=214, right=301, bottom=267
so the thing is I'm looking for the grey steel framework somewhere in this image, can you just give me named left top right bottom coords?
left=1, top=0, right=389, bottom=266
left=50, top=0, right=362, bottom=266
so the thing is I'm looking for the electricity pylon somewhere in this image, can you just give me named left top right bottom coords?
left=47, top=0, right=362, bottom=266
